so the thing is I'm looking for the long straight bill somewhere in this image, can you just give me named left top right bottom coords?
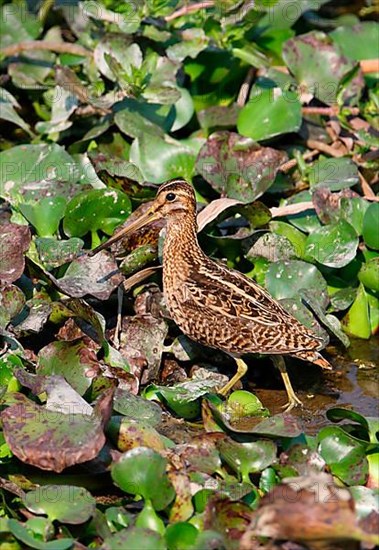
left=88, top=208, right=161, bottom=256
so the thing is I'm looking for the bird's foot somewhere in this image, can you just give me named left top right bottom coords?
left=281, top=393, right=304, bottom=413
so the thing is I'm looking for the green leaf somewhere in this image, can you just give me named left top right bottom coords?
left=218, top=438, right=277, bottom=483
left=19, top=196, right=66, bottom=237
left=359, top=258, right=379, bottom=292
left=341, top=284, right=371, bottom=339
left=331, top=22, right=379, bottom=61
left=362, top=203, right=379, bottom=250
left=63, top=188, right=131, bottom=240
left=135, top=500, right=165, bottom=535
left=0, top=88, right=34, bottom=136
left=165, top=523, right=198, bottom=550
left=35, top=237, right=84, bottom=269
left=24, top=485, right=95, bottom=524
left=340, top=197, right=370, bottom=235
left=130, top=134, right=202, bottom=183
left=145, top=380, right=219, bottom=420
left=308, top=158, right=359, bottom=191
left=111, top=447, right=176, bottom=511
left=317, top=426, right=369, bottom=486
left=8, top=519, right=73, bottom=550
left=102, top=526, right=166, bottom=550
left=284, top=190, right=322, bottom=233
left=305, top=220, right=359, bottom=268
left=238, top=88, right=302, bottom=141
left=265, top=260, right=328, bottom=303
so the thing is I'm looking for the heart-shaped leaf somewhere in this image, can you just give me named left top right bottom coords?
left=305, top=220, right=359, bottom=268
left=19, top=196, right=67, bottom=237
left=24, top=486, right=95, bottom=524
left=238, top=88, right=302, bottom=141
left=111, top=447, right=176, bottom=510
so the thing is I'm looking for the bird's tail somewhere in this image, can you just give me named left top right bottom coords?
left=291, top=350, right=332, bottom=370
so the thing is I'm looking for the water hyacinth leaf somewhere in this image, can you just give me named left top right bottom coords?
left=279, top=297, right=328, bottom=340
left=167, top=28, right=208, bottom=62
left=130, top=134, right=201, bottom=183
left=282, top=31, right=364, bottom=105
left=317, top=426, right=369, bottom=486
left=0, top=283, right=25, bottom=329
left=247, top=232, right=297, bottom=262
left=238, top=88, right=302, bottom=141
left=7, top=519, right=73, bottom=550
left=0, top=88, right=34, bottom=135
left=135, top=499, right=165, bottom=535
left=24, top=485, right=95, bottom=524
left=196, top=132, right=287, bottom=203
left=171, top=88, right=195, bottom=131
left=308, top=157, right=359, bottom=191
left=55, top=252, right=123, bottom=300
left=115, top=98, right=175, bottom=134
left=358, top=258, right=379, bottom=292
left=269, top=221, right=307, bottom=258
left=111, top=447, right=176, bottom=510
left=329, top=287, right=357, bottom=312
left=0, top=392, right=108, bottom=472
left=350, top=486, right=379, bottom=523
left=342, top=284, right=371, bottom=339
left=36, top=86, right=78, bottom=135
left=35, top=237, right=84, bottom=269
left=0, top=224, right=31, bottom=283
left=340, top=197, right=370, bottom=235
left=113, top=389, right=162, bottom=426
left=94, top=37, right=142, bottom=82
left=37, top=340, right=98, bottom=395
left=331, top=22, right=379, bottom=61
left=1, top=4, right=41, bottom=47
left=265, top=260, right=328, bottom=304
left=283, top=190, right=322, bottom=233
left=101, top=526, right=166, bottom=550
left=145, top=380, right=220, bottom=420
left=19, top=197, right=67, bottom=237
left=107, top=417, right=166, bottom=453
left=305, top=219, right=359, bottom=268
left=165, top=522, right=198, bottom=550
left=326, top=407, right=379, bottom=444
left=218, top=438, right=277, bottom=483
left=63, top=188, right=131, bottom=243
left=362, top=203, right=379, bottom=250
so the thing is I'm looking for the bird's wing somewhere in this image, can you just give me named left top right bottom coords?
left=181, top=261, right=290, bottom=327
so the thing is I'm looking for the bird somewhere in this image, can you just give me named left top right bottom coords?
left=91, top=178, right=332, bottom=411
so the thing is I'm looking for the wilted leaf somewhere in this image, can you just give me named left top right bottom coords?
left=0, top=283, right=25, bottom=329
left=196, top=131, right=287, bottom=202
left=283, top=31, right=364, bottom=105
left=107, top=416, right=166, bottom=453
left=37, top=340, right=99, bottom=395
left=55, top=251, right=123, bottom=300
left=35, top=237, right=84, bottom=269
left=240, top=473, right=378, bottom=547
left=1, top=391, right=109, bottom=472
left=204, top=496, right=252, bottom=545
left=0, top=144, right=80, bottom=204
left=0, top=224, right=31, bottom=283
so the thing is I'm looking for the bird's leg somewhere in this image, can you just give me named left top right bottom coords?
left=218, top=358, right=248, bottom=396
left=271, top=355, right=303, bottom=412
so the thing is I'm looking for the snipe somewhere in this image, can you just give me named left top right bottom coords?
left=91, top=178, right=332, bottom=411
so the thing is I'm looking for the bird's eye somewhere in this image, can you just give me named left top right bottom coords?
left=166, top=192, right=176, bottom=201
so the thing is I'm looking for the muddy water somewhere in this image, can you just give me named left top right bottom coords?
left=252, top=338, right=378, bottom=434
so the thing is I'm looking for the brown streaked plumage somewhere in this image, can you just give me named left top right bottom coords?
left=91, top=178, right=332, bottom=410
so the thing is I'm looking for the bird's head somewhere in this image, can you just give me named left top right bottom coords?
left=89, top=178, right=196, bottom=255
